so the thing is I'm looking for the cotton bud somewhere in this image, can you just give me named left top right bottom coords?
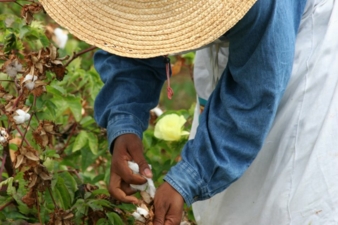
left=0, top=127, right=9, bottom=144
left=23, top=74, right=38, bottom=90
left=13, top=109, right=31, bottom=124
left=5, top=60, right=22, bottom=78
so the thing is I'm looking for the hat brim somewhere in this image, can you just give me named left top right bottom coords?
left=40, top=0, right=256, bottom=58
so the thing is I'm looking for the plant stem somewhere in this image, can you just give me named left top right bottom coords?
left=18, top=95, right=36, bottom=150
left=64, top=46, right=97, bottom=67
left=15, top=125, right=30, bottom=146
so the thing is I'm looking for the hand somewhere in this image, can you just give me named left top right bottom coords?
left=109, top=133, right=153, bottom=203
left=153, top=182, right=184, bottom=225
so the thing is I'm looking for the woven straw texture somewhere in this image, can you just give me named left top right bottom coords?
left=40, top=0, right=256, bottom=58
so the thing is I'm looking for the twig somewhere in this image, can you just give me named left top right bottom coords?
left=0, top=80, right=15, bottom=83
left=64, top=46, right=97, bottom=67
left=15, top=125, right=30, bottom=146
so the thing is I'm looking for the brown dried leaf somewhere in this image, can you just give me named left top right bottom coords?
left=32, top=85, right=45, bottom=97
left=15, top=154, right=24, bottom=168
left=22, top=189, right=37, bottom=207
left=28, top=173, right=38, bottom=188
left=39, top=171, right=52, bottom=180
left=63, top=213, right=74, bottom=220
left=24, top=151, right=40, bottom=161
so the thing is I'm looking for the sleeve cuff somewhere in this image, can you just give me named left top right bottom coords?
left=164, top=160, right=208, bottom=206
left=107, top=114, right=144, bottom=150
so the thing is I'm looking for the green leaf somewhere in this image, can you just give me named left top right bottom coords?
left=65, top=95, right=82, bottom=122
left=4, top=211, right=29, bottom=220
left=39, top=33, right=50, bottom=47
left=106, top=212, right=124, bottom=225
left=80, top=147, right=96, bottom=171
left=43, top=149, right=60, bottom=158
left=87, top=199, right=112, bottom=211
left=0, top=211, right=5, bottom=220
left=91, top=189, right=110, bottom=196
left=73, top=130, right=88, bottom=152
left=96, top=218, right=109, bottom=225
left=9, top=143, right=18, bottom=151
left=87, top=132, right=98, bottom=155
left=58, top=171, right=78, bottom=204
left=80, top=116, right=95, bottom=127
left=54, top=176, right=72, bottom=209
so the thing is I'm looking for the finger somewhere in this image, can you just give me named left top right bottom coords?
left=121, top=181, right=138, bottom=195
left=153, top=205, right=166, bottom=225
left=110, top=187, right=139, bottom=204
left=109, top=174, right=139, bottom=204
left=127, top=146, right=153, bottom=179
left=111, top=155, right=147, bottom=185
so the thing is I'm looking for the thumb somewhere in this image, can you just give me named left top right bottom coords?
left=128, top=147, right=153, bottom=179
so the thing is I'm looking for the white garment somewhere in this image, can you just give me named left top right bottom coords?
left=191, top=0, right=338, bottom=224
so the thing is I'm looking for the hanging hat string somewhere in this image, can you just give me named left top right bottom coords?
left=164, top=56, right=174, bottom=99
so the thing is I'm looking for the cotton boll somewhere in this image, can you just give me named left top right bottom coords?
left=132, top=212, right=145, bottom=223
left=128, top=161, right=140, bottom=174
left=5, top=60, right=22, bottom=78
left=23, top=74, right=38, bottom=90
left=13, top=109, right=31, bottom=124
left=146, top=178, right=156, bottom=198
left=137, top=207, right=149, bottom=218
left=130, top=183, right=148, bottom=192
left=54, top=28, right=68, bottom=49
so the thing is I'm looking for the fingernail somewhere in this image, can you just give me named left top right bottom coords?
left=144, top=168, right=152, bottom=177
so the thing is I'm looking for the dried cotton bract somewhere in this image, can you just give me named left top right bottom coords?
left=154, top=114, right=189, bottom=141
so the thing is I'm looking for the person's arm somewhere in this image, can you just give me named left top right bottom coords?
left=154, top=0, right=307, bottom=223
left=94, top=51, right=167, bottom=202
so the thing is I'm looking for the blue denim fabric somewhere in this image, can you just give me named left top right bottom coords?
left=94, top=0, right=307, bottom=206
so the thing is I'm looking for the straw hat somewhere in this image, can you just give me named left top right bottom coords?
left=40, top=0, right=256, bottom=58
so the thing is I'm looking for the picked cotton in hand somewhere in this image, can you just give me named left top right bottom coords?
left=128, top=161, right=156, bottom=198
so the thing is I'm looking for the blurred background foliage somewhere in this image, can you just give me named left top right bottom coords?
left=0, top=1, right=196, bottom=224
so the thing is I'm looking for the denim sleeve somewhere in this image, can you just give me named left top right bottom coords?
left=93, top=51, right=167, bottom=149
left=165, top=0, right=307, bottom=205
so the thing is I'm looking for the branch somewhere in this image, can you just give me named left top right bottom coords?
left=64, top=46, right=97, bottom=67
